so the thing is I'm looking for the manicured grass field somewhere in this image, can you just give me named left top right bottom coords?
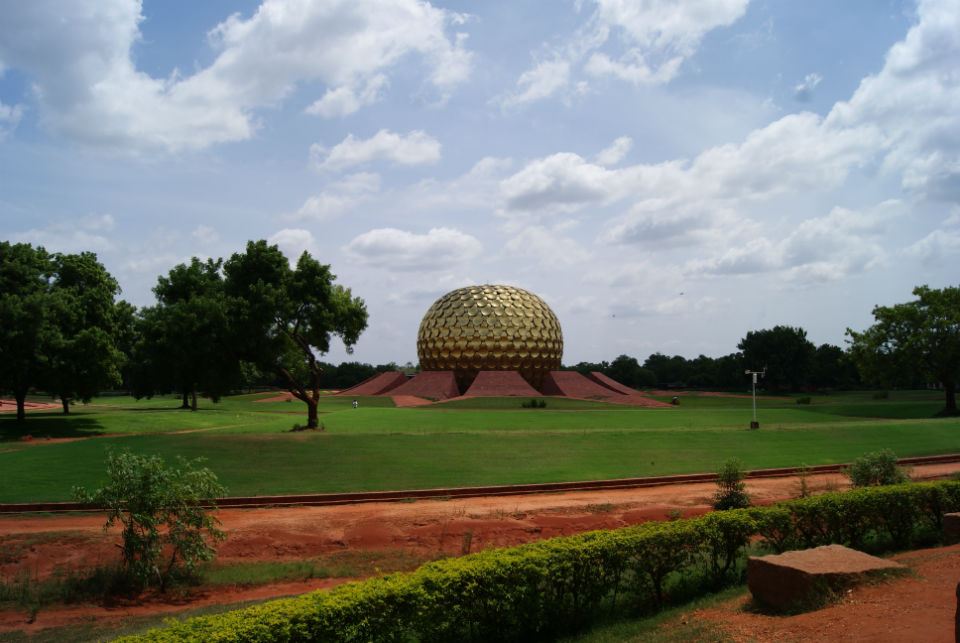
left=0, top=390, right=956, bottom=503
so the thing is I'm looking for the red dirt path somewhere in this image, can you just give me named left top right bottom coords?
left=2, top=462, right=959, bottom=637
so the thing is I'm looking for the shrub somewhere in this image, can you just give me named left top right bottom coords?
left=521, top=398, right=547, bottom=408
left=844, top=449, right=910, bottom=487
left=795, top=396, right=811, bottom=405
left=118, top=481, right=960, bottom=643
left=73, top=450, right=227, bottom=589
left=712, top=458, right=751, bottom=510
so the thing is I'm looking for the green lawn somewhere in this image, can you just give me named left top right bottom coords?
left=0, top=390, right=956, bottom=503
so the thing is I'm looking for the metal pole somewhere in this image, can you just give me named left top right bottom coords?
left=752, top=372, right=757, bottom=424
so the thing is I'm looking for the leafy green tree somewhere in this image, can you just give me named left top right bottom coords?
left=642, top=353, right=690, bottom=388
left=223, top=240, right=368, bottom=428
left=737, top=326, right=816, bottom=392
left=0, top=243, right=129, bottom=419
left=847, top=284, right=960, bottom=414
left=41, top=252, right=127, bottom=414
left=810, top=343, right=860, bottom=390
left=130, top=258, right=240, bottom=410
left=844, top=449, right=910, bottom=487
left=606, top=354, right=656, bottom=388
left=74, top=450, right=226, bottom=589
left=712, top=457, right=751, bottom=510
left=0, top=242, right=50, bottom=421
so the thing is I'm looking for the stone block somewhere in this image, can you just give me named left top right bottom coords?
left=747, top=544, right=902, bottom=610
left=944, top=513, right=960, bottom=545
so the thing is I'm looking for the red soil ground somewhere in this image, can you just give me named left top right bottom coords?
left=2, top=462, right=959, bottom=638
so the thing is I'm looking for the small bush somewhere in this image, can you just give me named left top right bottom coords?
left=795, top=396, right=811, bottom=405
left=712, top=458, right=751, bottom=511
left=73, top=450, right=226, bottom=590
left=873, top=391, right=890, bottom=400
left=844, top=449, right=910, bottom=487
left=521, top=398, right=547, bottom=408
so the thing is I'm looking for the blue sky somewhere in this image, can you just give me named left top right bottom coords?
left=2, top=0, right=958, bottom=368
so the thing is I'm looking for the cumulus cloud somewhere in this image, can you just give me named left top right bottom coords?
left=595, top=136, right=633, bottom=166
left=268, top=228, right=318, bottom=263
left=793, top=72, right=822, bottom=102
left=190, top=224, right=220, bottom=246
left=304, top=75, right=388, bottom=118
left=826, top=0, right=960, bottom=200
left=343, top=227, right=481, bottom=270
left=503, top=0, right=749, bottom=106
left=904, top=228, right=960, bottom=267
left=685, top=203, right=902, bottom=282
left=501, top=224, right=593, bottom=267
left=294, top=173, right=381, bottom=221
left=0, top=0, right=472, bottom=152
left=0, top=100, right=25, bottom=139
left=311, top=130, right=441, bottom=171
left=500, top=58, right=570, bottom=108
left=14, top=213, right=116, bottom=254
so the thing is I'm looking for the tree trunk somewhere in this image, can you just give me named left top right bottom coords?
left=61, top=396, right=70, bottom=415
left=180, top=385, right=190, bottom=409
left=306, top=397, right=319, bottom=428
left=945, top=380, right=957, bottom=414
left=14, top=389, right=26, bottom=422
left=191, top=385, right=198, bottom=412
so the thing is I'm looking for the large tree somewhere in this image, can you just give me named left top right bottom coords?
left=0, top=243, right=129, bottom=419
left=0, top=242, right=50, bottom=421
left=737, top=325, right=816, bottom=392
left=223, top=241, right=368, bottom=428
left=130, top=258, right=240, bottom=410
left=41, top=252, right=127, bottom=413
left=847, top=285, right=960, bottom=414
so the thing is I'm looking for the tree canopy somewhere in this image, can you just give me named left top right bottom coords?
left=0, top=242, right=128, bottom=419
left=847, top=284, right=960, bottom=414
left=130, top=258, right=240, bottom=410
left=223, top=240, right=368, bottom=428
left=738, top=325, right=816, bottom=392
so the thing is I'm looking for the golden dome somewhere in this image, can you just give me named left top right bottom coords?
left=417, top=285, right=563, bottom=391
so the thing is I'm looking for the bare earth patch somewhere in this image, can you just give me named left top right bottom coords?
left=1, top=463, right=958, bottom=637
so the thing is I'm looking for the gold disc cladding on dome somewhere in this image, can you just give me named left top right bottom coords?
left=417, top=285, right=563, bottom=391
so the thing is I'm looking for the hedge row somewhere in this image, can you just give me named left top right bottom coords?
left=119, top=480, right=960, bottom=642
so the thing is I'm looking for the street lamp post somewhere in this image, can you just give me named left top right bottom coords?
left=745, top=368, right=765, bottom=429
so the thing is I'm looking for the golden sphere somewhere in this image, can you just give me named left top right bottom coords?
left=417, top=285, right=563, bottom=391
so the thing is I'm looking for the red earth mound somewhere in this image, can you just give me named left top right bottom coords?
left=335, top=371, right=408, bottom=396
left=389, top=371, right=460, bottom=400
left=541, top=371, right=622, bottom=398
left=463, top=370, right=541, bottom=397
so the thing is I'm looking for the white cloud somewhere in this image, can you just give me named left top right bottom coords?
left=268, top=228, right=318, bottom=263
left=503, top=0, right=750, bottom=106
left=826, top=0, right=960, bottom=200
left=304, top=74, right=388, bottom=118
left=594, top=136, right=633, bottom=166
left=500, top=58, right=570, bottom=108
left=904, top=228, right=960, bottom=267
left=190, top=224, right=220, bottom=246
left=0, top=0, right=472, bottom=152
left=501, top=225, right=593, bottom=267
left=294, top=173, right=381, bottom=221
left=793, top=72, right=822, bottom=102
left=0, top=100, right=25, bottom=139
left=14, top=213, right=116, bottom=254
left=343, top=227, right=481, bottom=270
left=685, top=203, right=902, bottom=282
left=311, top=130, right=442, bottom=171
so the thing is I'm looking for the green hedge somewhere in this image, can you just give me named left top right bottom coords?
left=117, top=480, right=960, bottom=642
